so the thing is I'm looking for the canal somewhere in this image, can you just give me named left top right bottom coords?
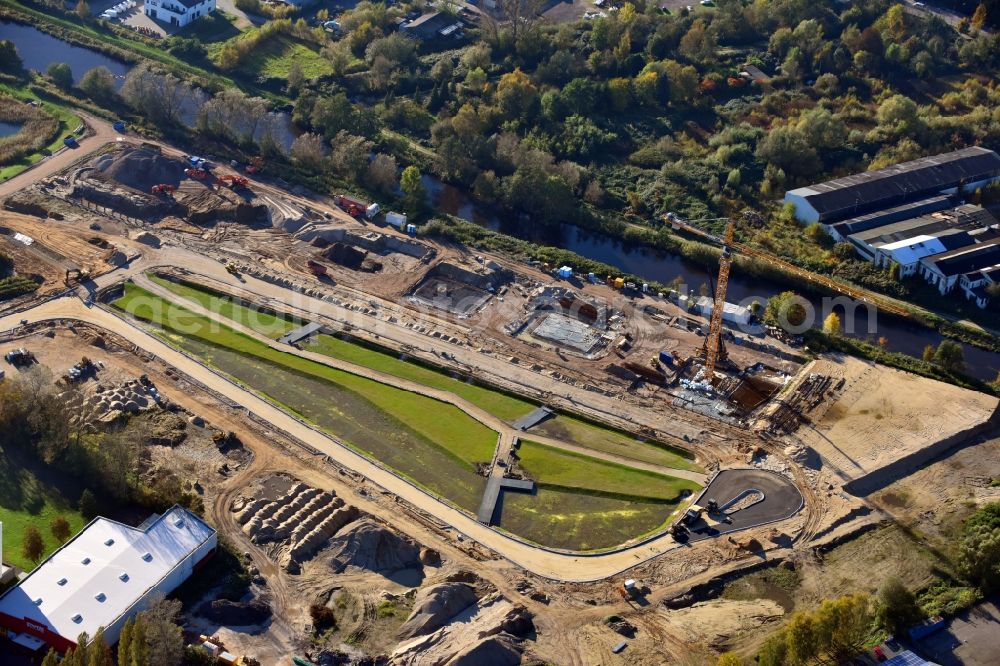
left=423, top=176, right=1000, bottom=382
left=0, top=21, right=131, bottom=87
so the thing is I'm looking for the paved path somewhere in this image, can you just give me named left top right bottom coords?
left=132, top=273, right=708, bottom=485
left=2, top=296, right=695, bottom=581
left=0, top=113, right=119, bottom=196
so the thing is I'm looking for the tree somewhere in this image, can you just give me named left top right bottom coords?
left=876, top=577, right=923, bottom=635
left=75, top=0, right=90, bottom=20
left=922, top=344, right=936, bottom=362
left=765, top=291, right=809, bottom=332
left=400, top=165, right=426, bottom=215
left=679, top=18, right=717, bottom=63
left=23, top=526, right=45, bottom=564
left=290, top=133, right=327, bottom=169
left=823, top=312, right=841, bottom=335
left=496, top=68, right=538, bottom=119
left=876, top=94, right=924, bottom=138
left=41, top=650, right=59, bottom=666
left=756, top=126, right=820, bottom=178
left=933, top=340, right=965, bottom=373
left=366, top=153, right=397, bottom=194
left=78, top=67, right=117, bottom=102
left=142, top=595, right=184, bottom=666
left=958, top=501, right=1000, bottom=591
left=286, top=61, right=304, bottom=96
left=717, top=652, right=743, bottom=666
left=0, top=40, right=23, bottom=73
left=118, top=617, right=134, bottom=666
left=47, top=62, right=74, bottom=90
left=87, top=628, right=114, bottom=666
left=972, top=3, right=988, bottom=30
left=79, top=488, right=98, bottom=519
left=51, top=515, right=72, bottom=543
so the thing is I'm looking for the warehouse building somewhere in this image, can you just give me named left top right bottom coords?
left=0, top=506, right=216, bottom=654
left=918, top=238, right=1000, bottom=296
left=784, top=147, right=1000, bottom=225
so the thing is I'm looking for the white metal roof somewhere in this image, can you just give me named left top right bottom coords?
left=0, top=506, right=215, bottom=643
left=878, top=235, right=947, bottom=264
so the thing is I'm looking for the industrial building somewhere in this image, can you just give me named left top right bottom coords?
left=0, top=506, right=216, bottom=654
left=143, top=0, right=216, bottom=28
left=918, top=238, right=1000, bottom=296
left=695, top=296, right=753, bottom=326
left=784, top=147, right=1000, bottom=225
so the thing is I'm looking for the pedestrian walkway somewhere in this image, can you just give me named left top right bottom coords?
left=476, top=475, right=536, bottom=525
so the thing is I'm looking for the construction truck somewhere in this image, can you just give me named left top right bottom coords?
left=681, top=504, right=705, bottom=526
left=65, top=268, right=89, bottom=286
left=245, top=156, right=264, bottom=174
left=151, top=184, right=176, bottom=196
left=217, top=174, right=250, bottom=189
left=334, top=194, right=366, bottom=218
left=306, top=260, right=327, bottom=277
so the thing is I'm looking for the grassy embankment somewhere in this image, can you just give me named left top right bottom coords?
left=0, top=85, right=82, bottom=181
left=116, top=281, right=699, bottom=548
left=150, top=275, right=700, bottom=471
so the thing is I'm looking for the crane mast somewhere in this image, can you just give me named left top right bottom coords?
left=702, top=220, right=734, bottom=382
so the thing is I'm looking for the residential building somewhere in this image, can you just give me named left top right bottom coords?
left=959, top=266, right=1000, bottom=308
left=0, top=506, right=216, bottom=654
left=918, top=238, right=1000, bottom=296
left=144, top=0, right=216, bottom=28
left=784, top=147, right=1000, bottom=225
left=399, top=12, right=464, bottom=40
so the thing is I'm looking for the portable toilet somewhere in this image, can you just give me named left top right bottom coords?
left=365, top=203, right=380, bottom=219
left=405, top=223, right=417, bottom=236
left=613, top=277, right=625, bottom=289
left=557, top=266, right=573, bottom=279
left=588, top=272, right=596, bottom=283
left=641, top=283, right=649, bottom=293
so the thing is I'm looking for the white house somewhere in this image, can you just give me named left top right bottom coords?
left=144, top=0, right=215, bottom=28
left=0, top=506, right=216, bottom=654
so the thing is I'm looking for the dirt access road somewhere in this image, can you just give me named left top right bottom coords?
left=0, top=112, right=120, bottom=197
left=132, top=272, right=708, bottom=484
left=1, top=295, right=722, bottom=581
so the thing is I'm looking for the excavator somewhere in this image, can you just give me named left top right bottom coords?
left=245, top=156, right=264, bottom=174
left=184, top=167, right=210, bottom=180
left=216, top=174, right=250, bottom=190
left=150, top=183, right=176, bottom=196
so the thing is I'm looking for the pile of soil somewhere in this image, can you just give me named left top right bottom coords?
left=92, top=146, right=183, bottom=191
left=323, top=243, right=384, bottom=273
left=447, top=634, right=521, bottom=666
left=325, top=519, right=421, bottom=574
left=196, top=598, right=272, bottom=626
left=397, top=583, right=478, bottom=639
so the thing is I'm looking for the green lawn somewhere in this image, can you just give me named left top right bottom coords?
left=517, top=441, right=699, bottom=501
left=176, top=11, right=242, bottom=43
left=242, top=34, right=334, bottom=78
left=0, top=84, right=82, bottom=182
left=0, top=454, right=87, bottom=571
left=113, top=283, right=496, bottom=508
left=149, top=275, right=299, bottom=339
left=144, top=275, right=700, bottom=472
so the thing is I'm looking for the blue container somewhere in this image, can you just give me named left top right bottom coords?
left=659, top=351, right=674, bottom=367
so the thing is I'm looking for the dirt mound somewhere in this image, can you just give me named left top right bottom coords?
left=92, top=145, right=183, bottom=191
left=444, top=633, right=521, bottom=666
left=324, top=243, right=382, bottom=272
left=326, top=519, right=421, bottom=574
left=196, top=598, right=272, bottom=626
left=397, top=583, right=478, bottom=640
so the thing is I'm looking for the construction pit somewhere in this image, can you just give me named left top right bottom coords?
left=510, top=285, right=615, bottom=358
left=7, top=128, right=1000, bottom=664
left=408, top=260, right=512, bottom=317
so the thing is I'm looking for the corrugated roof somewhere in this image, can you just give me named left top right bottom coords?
left=788, top=147, right=1000, bottom=222
left=828, top=195, right=956, bottom=237
left=0, top=506, right=215, bottom=644
left=923, top=238, right=1000, bottom=277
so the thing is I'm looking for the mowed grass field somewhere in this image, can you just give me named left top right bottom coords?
left=242, top=34, right=333, bottom=78
left=0, top=454, right=87, bottom=571
left=501, top=441, right=699, bottom=550
left=143, top=276, right=699, bottom=472
left=113, top=283, right=493, bottom=510
left=150, top=275, right=298, bottom=339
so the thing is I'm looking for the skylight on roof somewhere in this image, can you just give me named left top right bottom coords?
left=104, top=539, right=115, bottom=547
left=57, top=578, right=67, bottom=586
left=71, top=614, right=82, bottom=624
left=142, top=552, right=153, bottom=562
left=119, top=573, right=129, bottom=582
left=81, top=557, right=91, bottom=565
left=33, top=598, right=42, bottom=606
left=95, top=593, right=106, bottom=602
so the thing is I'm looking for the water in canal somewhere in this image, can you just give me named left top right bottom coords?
left=0, top=21, right=131, bottom=87
left=0, top=121, right=23, bottom=138
left=422, top=175, right=1000, bottom=381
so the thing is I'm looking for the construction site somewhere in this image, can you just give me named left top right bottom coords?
left=1, top=117, right=998, bottom=665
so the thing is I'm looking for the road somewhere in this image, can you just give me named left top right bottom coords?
left=1, top=296, right=704, bottom=581
left=132, top=273, right=708, bottom=484
left=0, top=113, right=120, bottom=197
